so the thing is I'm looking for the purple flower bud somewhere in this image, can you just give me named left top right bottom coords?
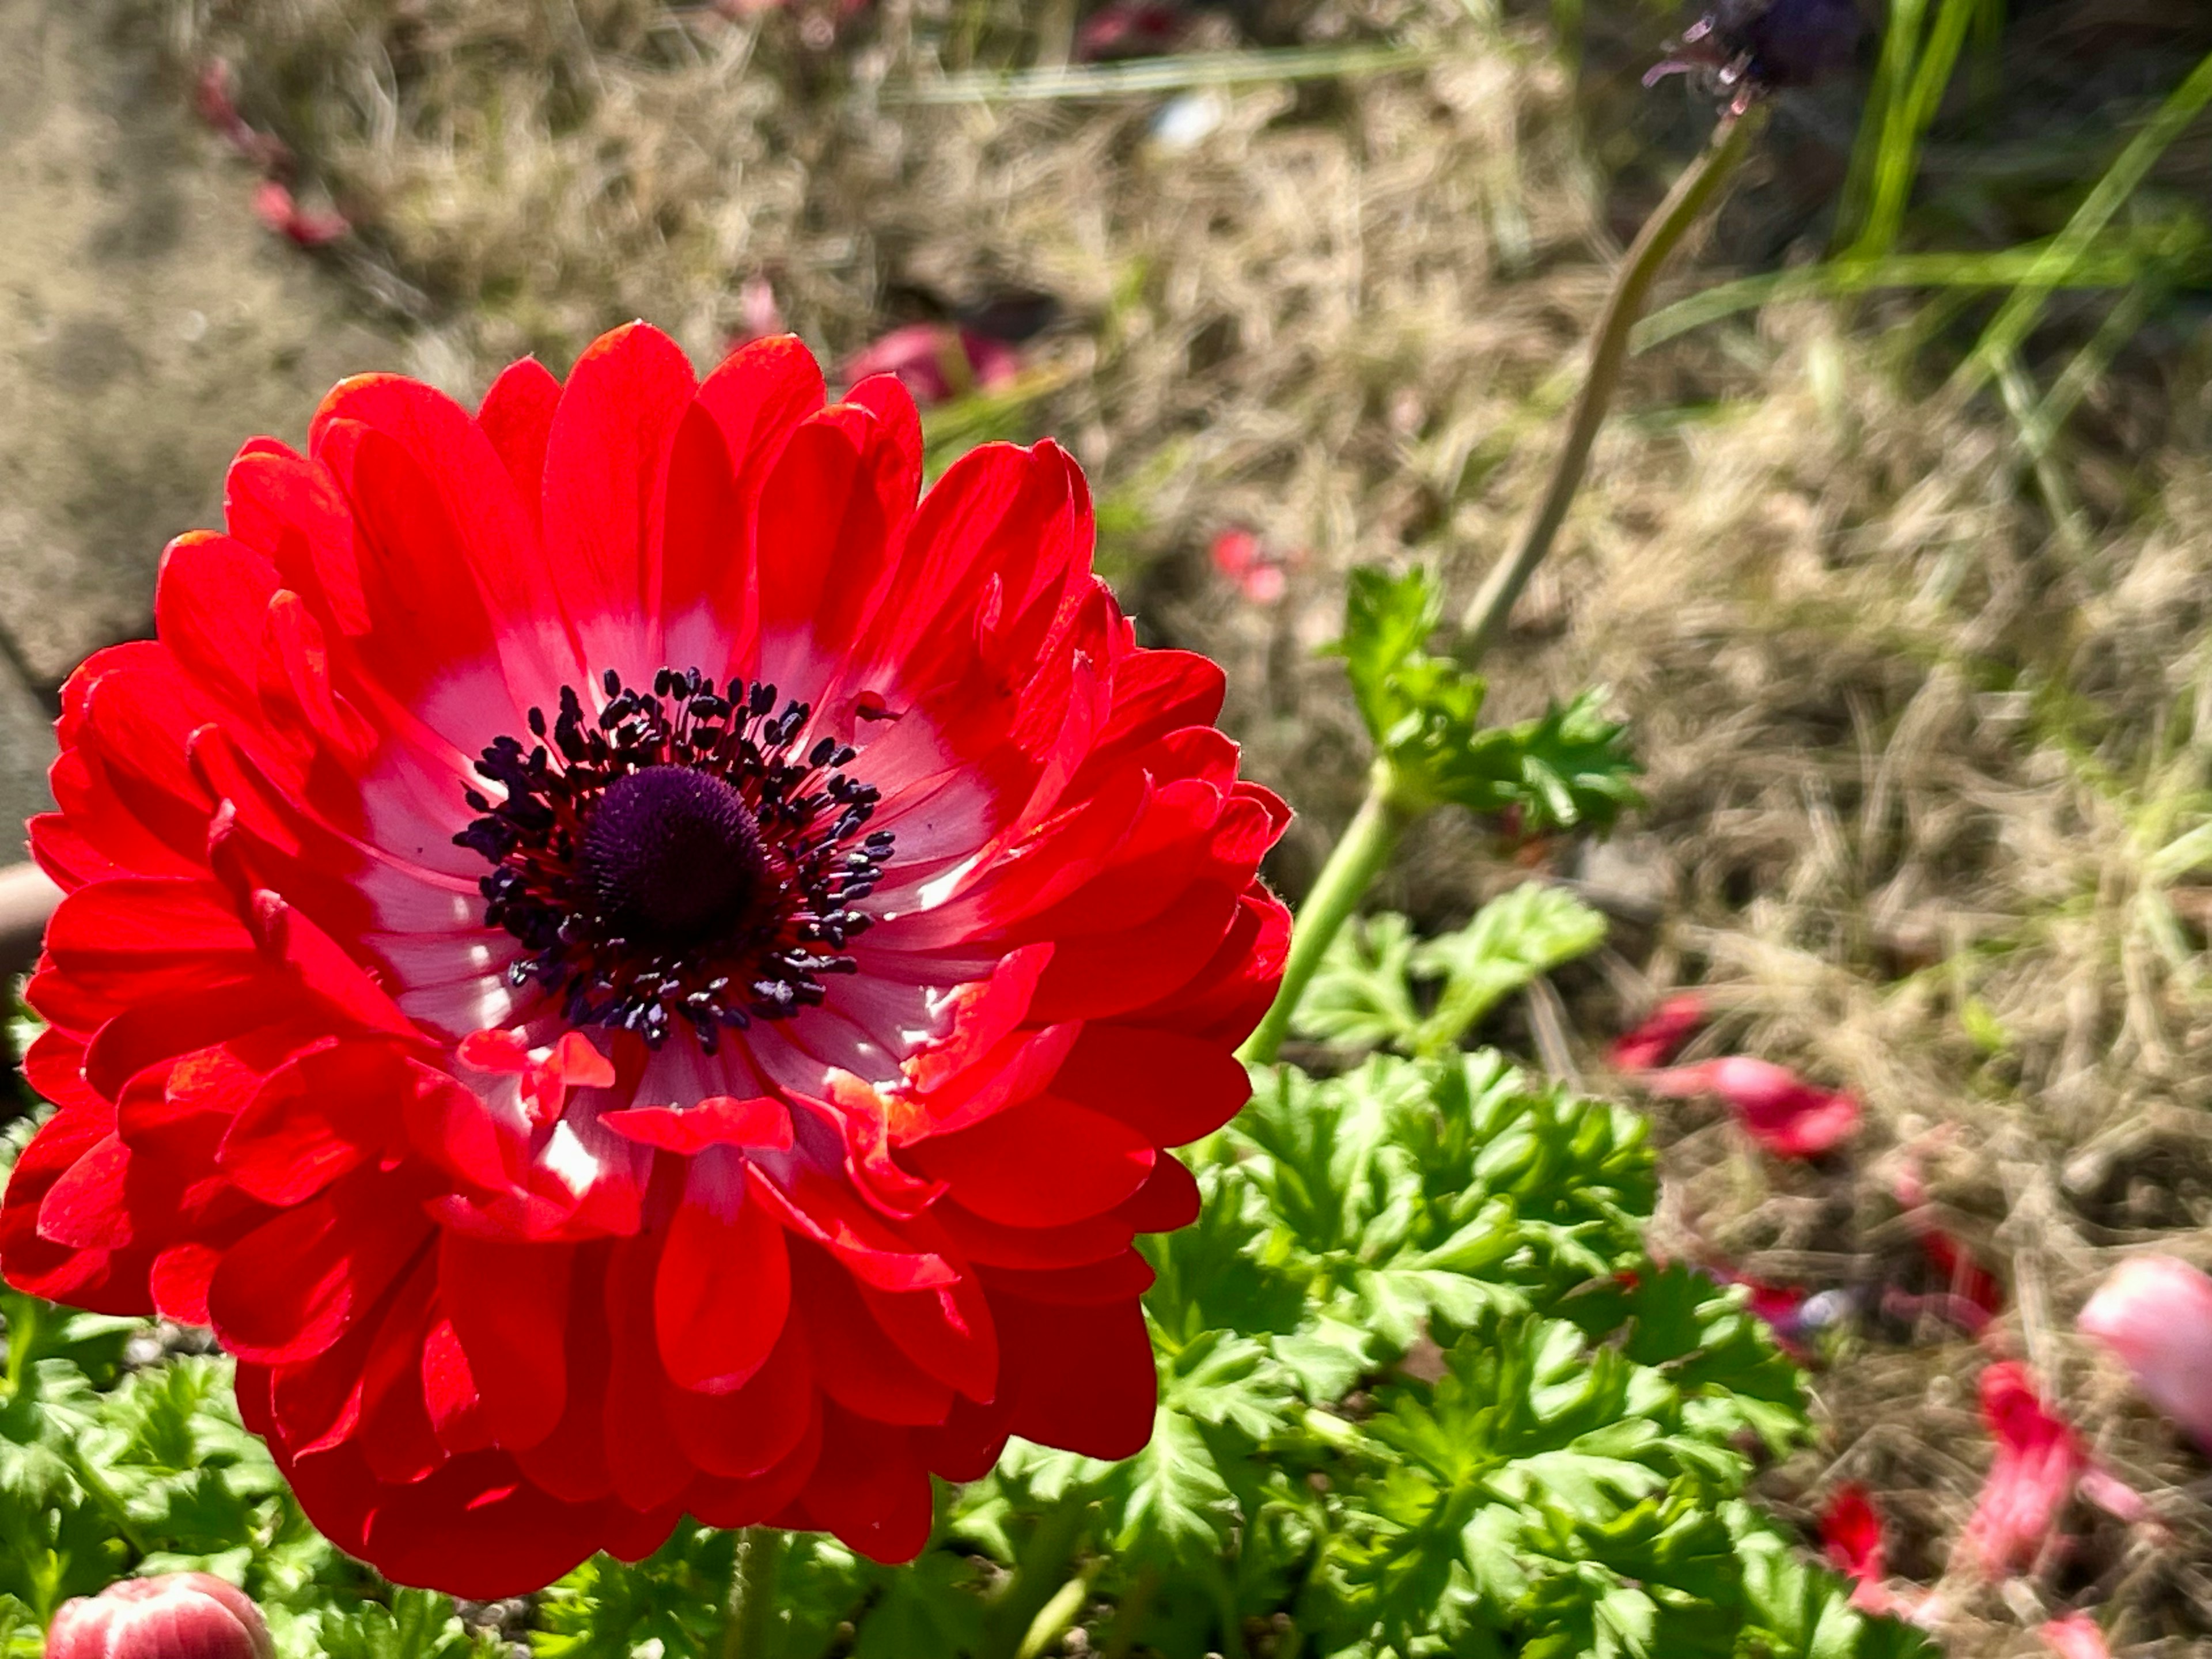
left=44, top=1574, right=274, bottom=1659
left=1649, top=0, right=1862, bottom=107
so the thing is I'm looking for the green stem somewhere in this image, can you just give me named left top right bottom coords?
left=1237, top=767, right=1420, bottom=1065
left=1237, top=113, right=1768, bottom=1065
left=1456, top=104, right=1768, bottom=658
left=721, top=1527, right=787, bottom=1659
left=978, top=1489, right=1096, bottom=1659
left=1097, top=1567, right=1160, bottom=1659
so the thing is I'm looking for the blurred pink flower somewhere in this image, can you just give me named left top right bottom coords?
left=839, top=323, right=1020, bottom=407
left=1964, top=1362, right=2144, bottom=1577
left=2040, top=1613, right=2113, bottom=1659
left=251, top=181, right=348, bottom=248
left=1076, top=2, right=1184, bottom=60
left=1645, top=1056, right=1859, bottom=1158
left=1916, top=1226, right=2005, bottom=1329
left=1820, top=1483, right=1914, bottom=1614
left=46, top=1574, right=272, bottom=1659
left=734, top=275, right=785, bottom=344
left=1607, top=991, right=1706, bottom=1072
left=194, top=60, right=290, bottom=173
left=1820, top=1483, right=1884, bottom=1582
left=1210, top=528, right=1288, bottom=604
left=2078, top=1255, right=2212, bottom=1449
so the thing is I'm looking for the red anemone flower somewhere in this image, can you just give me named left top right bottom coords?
left=0, top=325, right=1289, bottom=1595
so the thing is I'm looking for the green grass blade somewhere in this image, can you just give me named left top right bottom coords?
left=1949, top=48, right=2212, bottom=398
left=1630, top=237, right=2201, bottom=351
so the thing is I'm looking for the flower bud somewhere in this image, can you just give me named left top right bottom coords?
left=2077, top=1254, right=2212, bottom=1448
left=44, top=1574, right=273, bottom=1659
left=1649, top=0, right=1862, bottom=107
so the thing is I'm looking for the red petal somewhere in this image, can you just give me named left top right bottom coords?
left=978, top=1249, right=1156, bottom=1306
left=602, top=1234, right=694, bottom=1513
left=999, top=1290, right=1155, bottom=1460
left=798, top=1404, right=933, bottom=1564
left=857, top=1267, right=998, bottom=1404
left=357, top=1257, right=449, bottom=1484
left=476, top=357, right=563, bottom=531
left=664, top=1321, right=815, bottom=1479
left=36, top=1132, right=136, bottom=1251
left=439, top=1232, right=574, bottom=1449
left=654, top=1159, right=792, bottom=1393
left=1112, top=1152, right=1202, bottom=1232
left=907, top=1096, right=1154, bottom=1228
left=790, top=1241, right=953, bottom=1426
left=695, top=334, right=826, bottom=491
left=209, top=1174, right=432, bottom=1364
left=539, top=322, right=698, bottom=664
left=603, top=1094, right=793, bottom=1154
left=1048, top=1022, right=1252, bottom=1147
left=423, top=1315, right=495, bottom=1455
left=154, top=532, right=281, bottom=722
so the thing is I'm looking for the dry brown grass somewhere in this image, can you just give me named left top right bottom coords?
left=158, top=1, right=2212, bottom=1648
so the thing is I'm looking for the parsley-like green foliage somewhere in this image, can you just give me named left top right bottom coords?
left=1331, top=566, right=1641, bottom=831
left=1, top=912, right=1929, bottom=1659
left=1297, top=887, right=1608, bottom=1056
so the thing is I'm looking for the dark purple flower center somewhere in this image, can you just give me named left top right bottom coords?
left=456, top=666, right=894, bottom=1054
left=578, top=766, right=765, bottom=950
left=1649, top=0, right=1860, bottom=101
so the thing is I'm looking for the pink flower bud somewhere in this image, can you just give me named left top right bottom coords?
left=2077, top=1254, right=2212, bottom=1450
left=45, top=1574, right=273, bottom=1659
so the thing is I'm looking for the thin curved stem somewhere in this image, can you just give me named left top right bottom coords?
left=721, top=1526, right=787, bottom=1659
left=1237, top=768, right=1419, bottom=1066
left=1240, top=112, right=1768, bottom=1065
left=1456, top=104, right=1768, bottom=659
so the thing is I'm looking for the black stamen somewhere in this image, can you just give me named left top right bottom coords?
left=453, top=666, right=894, bottom=1051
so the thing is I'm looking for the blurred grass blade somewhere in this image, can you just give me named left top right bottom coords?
left=892, top=41, right=1441, bottom=104
left=1834, top=0, right=1929, bottom=253
left=1631, top=236, right=2202, bottom=351
left=1846, top=0, right=1983, bottom=261
left=1950, top=48, right=2212, bottom=399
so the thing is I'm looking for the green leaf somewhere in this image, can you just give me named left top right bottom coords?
left=851, top=1552, right=988, bottom=1659
left=1325, top=566, right=1640, bottom=831
left=1296, top=912, right=1427, bottom=1051
left=1297, top=887, right=1608, bottom=1059
left=1406, top=885, right=1608, bottom=1055
left=1334, top=566, right=1447, bottom=748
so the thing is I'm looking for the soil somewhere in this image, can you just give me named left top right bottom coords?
left=0, top=0, right=391, bottom=838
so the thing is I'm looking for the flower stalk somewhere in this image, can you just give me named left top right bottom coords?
left=1457, top=104, right=1767, bottom=653
left=1245, top=109, right=1768, bottom=1064
left=1238, top=766, right=1421, bottom=1065
left=721, top=1527, right=787, bottom=1659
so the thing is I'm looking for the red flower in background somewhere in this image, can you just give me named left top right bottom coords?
left=46, top=1573, right=272, bottom=1659
left=1819, top=1483, right=1904, bottom=1613
left=1644, top=1055, right=1859, bottom=1158
left=1, top=325, right=1289, bottom=1594
left=1964, top=1362, right=2143, bottom=1577
left=1209, top=529, right=1288, bottom=605
left=839, top=323, right=1022, bottom=408
left=250, top=181, right=349, bottom=249
left=1607, top=991, right=1705, bottom=1072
